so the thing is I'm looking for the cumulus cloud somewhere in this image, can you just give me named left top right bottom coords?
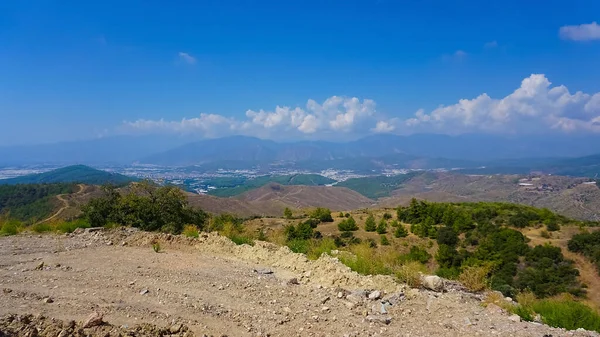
left=178, top=52, right=196, bottom=64
left=402, top=74, right=600, bottom=134
left=559, top=22, right=600, bottom=41
left=120, top=75, right=600, bottom=139
left=122, top=96, right=379, bottom=138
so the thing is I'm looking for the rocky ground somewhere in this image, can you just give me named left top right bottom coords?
left=0, top=228, right=598, bottom=337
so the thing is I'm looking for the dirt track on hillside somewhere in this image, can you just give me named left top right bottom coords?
left=1, top=229, right=598, bottom=336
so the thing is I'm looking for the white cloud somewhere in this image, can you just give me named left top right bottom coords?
left=372, top=121, right=395, bottom=133
left=402, top=74, right=600, bottom=134
left=443, top=50, right=467, bottom=62
left=178, top=52, right=196, bottom=64
left=559, top=22, right=600, bottom=41
left=120, top=75, right=600, bottom=139
left=122, top=96, right=380, bottom=138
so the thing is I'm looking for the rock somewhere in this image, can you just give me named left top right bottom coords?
left=34, top=262, right=44, bottom=270
left=253, top=268, right=273, bottom=275
left=286, top=278, right=299, bottom=285
left=366, top=315, right=392, bottom=325
left=382, top=292, right=404, bottom=306
left=508, top=314, right=521, bottom=323
left=485, top=303, right=504, bottom=314
left=82, top=312, right=103, bottom=328
left=320, top=296, right=331, bottom=304
left=140, top=289, right=149, bottom=295
left=380, top=303, right=388, bottom=315
left=533, top=314, right=543, bottom=323
left=421, top=275, right=444, bottom=292
left=170, top=324, right=183, bottom=333
left=337, top=291, right=344, bottom=299
left=42, top=297, right=53, bottom=303
left=368, top=290, right=381, bottom=300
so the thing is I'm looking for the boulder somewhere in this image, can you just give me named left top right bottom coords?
left=422, top=275, right=444, bottom=292
left=82, top=312, right=103, bottom=328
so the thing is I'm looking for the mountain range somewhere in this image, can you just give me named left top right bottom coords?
left=3, top=134, right=600, bottom=171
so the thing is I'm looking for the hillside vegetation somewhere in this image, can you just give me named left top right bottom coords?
left=0, top=165, right=135, bottom=186
left=336, top=173, right=419, bottom=199
left=0, top=183, right=76, bottom=221
left=207, top=174, right=335, bottom=197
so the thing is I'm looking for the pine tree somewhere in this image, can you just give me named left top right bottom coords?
left=376, top=218, right=387, bottom=234
left=365, top=214, right=376, bottom=232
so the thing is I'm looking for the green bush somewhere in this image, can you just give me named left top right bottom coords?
left=55, top=219, right=91, bottom=233
left=376, top=219, right=387, bottom=234
left=0, top=220, right=20, bottom=236
left=364, top=215, right=376, bottom=232
left=394, top=225, right=408, bottom=238
left=287, top=239, right=309, bottom=254
left=310, top=208, right=333, bottom=222
left=31, top=222, right=53, bottom=233
left=229, top=234, right=254, bottom=246
left=380, top=235, right=390, bottom=246
left=338, top=216, right=358, bottom=231
left=514, top=298, right=600, bottom=332
left=400, top=246, right=431, bottom=264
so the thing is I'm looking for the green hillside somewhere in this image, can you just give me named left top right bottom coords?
left=0, top=183, right=76, bottom=222
left=207, top=174, right=335, bottom=197
left=336, top=172, right=420, bottom=199
left=0, top=165, right=135, bottom=186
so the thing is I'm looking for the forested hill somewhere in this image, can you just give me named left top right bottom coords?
left=0, top=165, right=135, bottom=186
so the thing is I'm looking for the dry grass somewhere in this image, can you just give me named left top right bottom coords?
left=396, top=261, right=427, bottom=287
left=483, top=291, right=515, bottom=312
left=459, top=265, right=492, bottom=292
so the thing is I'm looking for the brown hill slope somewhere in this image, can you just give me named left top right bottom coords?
left=379, top=172, right=600, bottom=221
left=186, top=192, right=287, bottom=217
left=238, top=183, right=375, bottom=211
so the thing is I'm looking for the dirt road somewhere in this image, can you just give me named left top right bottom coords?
left=34, top=184, right=85, bottom=225
left=0, top=229, right=597, bottom=337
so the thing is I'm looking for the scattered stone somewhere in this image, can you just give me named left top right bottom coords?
left=508, top=314, right=521, bottom=323
left=140, top=289, right=149, bottom=295
left=320, top=296, right=331, bottom=304
left=421, top=275, right=444, bottom=292
left=253, top=268, right=273, bottom=275
left=485, top=303, right=504, bottom=315
left=34, top=262, right=44, bottom=270
left=337, top=291, right=344, bottom=299
left=368, top=290, right=381, bottom=300
left=82, top=312, right=103, bottom=328
left=170, top=323, right=183, bottom=333
left=42, top=297, right=53, bottom=303
left=286, top=278, right=299, bottom=285
left=366, top=315, right=392, bottom=325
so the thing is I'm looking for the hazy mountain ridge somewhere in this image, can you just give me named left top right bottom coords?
left=0, top=165, right=136, bottom=186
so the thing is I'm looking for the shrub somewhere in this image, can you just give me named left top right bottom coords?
left=459, top=265, right=492, bottom=292
left=344, top=213, right=350, bottom=218
left=364, top=215, right=376, bottom=232
left=284, top=207, right=293, bottom=219
left=55, top=219, right=90, bottom=233
left=400, top=246, right=431, bottom=264
left=338, top=216, right=358, bottom=231
left=383, top=212, right=393, bottom=220
left=380, top=235, right=390, bottom=246
left=436, top=267, right=460, bottom=280
left=546, top=222, right=560, bottom=232
left=394, top=225, right=408, bottom=238
left=229, top=234, right=254, bottom=246
left=338, top=242, right=395, bottom=276
left=183, top=225, right=199, bottom=238
left=376, top=219, right=387, bottom=234
left=287, top=239, right=309, bottom=254
left=310, top=208, right=333, bottom=222
left=540, top=230, right=551, bottom=239
left=396, top=261, right=427, bottom=287
left=437, top=227, right=458, bottom=246
left=152, top=242, right=161, bottom=253
left=0, top=220, right=20, bottom=236
left=531, top=298, right=600, bottom=332
left=31, top=222, right=53, bottom=233
left=307, top=238, right=337, bottom=260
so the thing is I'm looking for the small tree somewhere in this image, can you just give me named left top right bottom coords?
left=365, top=214, right=376, bottom=232
left=380, top=235, right=390, bottom=246
left=376, top=218, right=388, bottom=234
left=310, top=208, right=333, bottom=222
left=394, top=225, right=408, bottom=238
left=338, top=216, right=358, bottom=231
left=284, top=207, right=293, bottom=219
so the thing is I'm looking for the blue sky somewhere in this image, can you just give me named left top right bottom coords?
left=1, top=0, right=600, bottom=145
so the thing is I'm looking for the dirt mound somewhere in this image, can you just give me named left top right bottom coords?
left=239, top=183, right=374, bottom=211
left=0, top=313, right=193, bottom=337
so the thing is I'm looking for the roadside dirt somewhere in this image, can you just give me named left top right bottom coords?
left=1, top=229, right=598, bottom=337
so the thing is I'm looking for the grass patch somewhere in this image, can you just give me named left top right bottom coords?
left=395, top=261, right=427, bottom=287
left=0, top=220, right=21, bottom=236
left=512, top=294, right=600, bottom=332
left=287, top=239, right=309, bottom=254
left=459, top=265, right=492, bottom=292
left=229, top=234, right=254, bottom=246
left=54, top=219, right=91, bottom=233
left=31, top=222, right=53, bottom=233
left=338, top=242, right=398, bottom=276
left=183, top=225, right=199, bottom=238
